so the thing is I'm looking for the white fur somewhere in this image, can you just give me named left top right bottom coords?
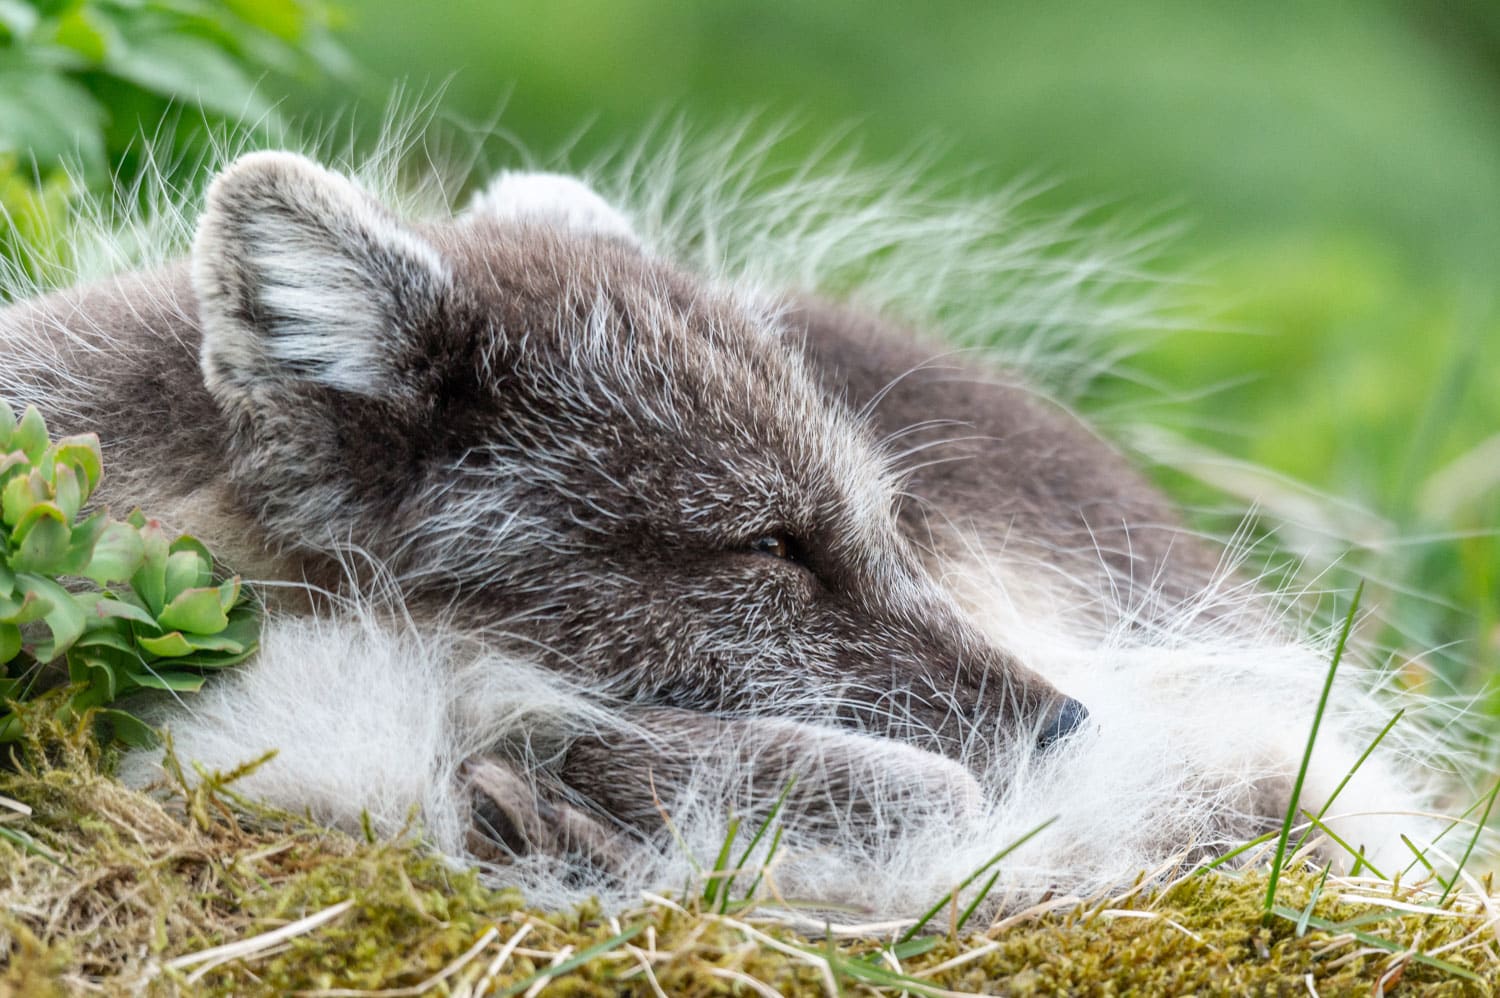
left=470, top=171, right=639, bottom=244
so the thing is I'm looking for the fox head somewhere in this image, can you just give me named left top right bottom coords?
left=188, top=151, right=1086, bottom=760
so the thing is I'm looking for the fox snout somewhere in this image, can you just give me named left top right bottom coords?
left=937, top=611, right=1093, bottom=756
left=888, top=645, right=1092, bottom=763
left=1037, top=696, right=1090, bottom=750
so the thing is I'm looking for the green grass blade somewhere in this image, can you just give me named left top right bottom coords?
left=885, top=936, right=942, bottom=961
left=493, top=923, right=645, bottom=998
left=1400, top=833, right=1440, bottom=884
left=0, top=824, right=66, bottom=867
left=1320, top=908, right=1410, bottom=934
left=702, top=815, right=741, bottom=908
left=1297, top=809, right=1386, bottom=881
left=1290, top=706, right=1404, bottom=857
left=723, top=777, right=796, bottom=911
left=823, top=931, right=845, bottom=998
left=1191, top=828, right=1280, bottom=876
left=1270, top=906, right=1481, bottom=983
left=955, top=869, right=1001, bottom=935
left=1436, top=777, right=1498, bottom=906
left=739, top=822, right=785, bottom=903
left=1294, top=862, right=1331, bottom=937
left=1263, top=581, right=1363, bottom=924
left=813, top=945, right=954, bottom=997
left=1400, top=788, right=1492, bottom=879
left=899, top=814, right=1057, bottom=944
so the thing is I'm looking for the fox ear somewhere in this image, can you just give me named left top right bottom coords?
left=467, top=170, right=639, bottom=245
left=192, top=151, right=452, bottom=402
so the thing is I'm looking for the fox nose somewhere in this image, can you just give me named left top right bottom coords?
left=1036, top=697, right=1090, bottom=750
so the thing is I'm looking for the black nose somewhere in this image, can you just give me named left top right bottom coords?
left=1037, top=697, right=1090, bottom=750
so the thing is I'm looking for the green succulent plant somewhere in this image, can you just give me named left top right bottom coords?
left=0, top=400, right=258, bottom=747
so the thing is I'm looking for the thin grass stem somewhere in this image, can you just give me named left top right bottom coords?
left=1263, top=580, right=1363, bottom=924
left=1436, top=777, right=1499, bottom=907
left=898, top=815, right=1057, bottom=944
left=1289, top=706, right=1404, bottom=857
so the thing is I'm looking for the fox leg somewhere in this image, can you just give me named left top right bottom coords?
left=560, top=708, right=983, bottom=841
left=462, top=708, right=983, bottom=867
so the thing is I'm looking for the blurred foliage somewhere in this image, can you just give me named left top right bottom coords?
left=0, top=0, right=346, bottom=177
left=0, top=153, right=68, bottom=285
left=0, top=0, right=347, bottom=287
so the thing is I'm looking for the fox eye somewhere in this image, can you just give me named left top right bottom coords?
left=750, top=534, right=794, bottom=560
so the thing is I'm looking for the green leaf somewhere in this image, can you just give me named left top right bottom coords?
left=83, top=521, right=144, bottom=584
left=1, top=471, right=41, bottom=528
left=157, top=587, right=229, bottom=635
left=167, top=645, right=257, bottom=669
left=0, top=450, right=27, bottom=484
left=96, top=708, right=158, bottom=748
left=57, top=510, right=107, bottom=577
left=170, top=537, right=214, bottom=561
left=225, top=0, right=307, bottom=41
left=217, top=576, right=240, bottom=614
left=0, top=622, right=19, bottom=662
left=126, top=668, right=205, bottom=693
left=137, top=631, right=193, bottom=658
left=0, top=560, right=14, bottom=599
left=169, top=534, right=214, bottom=564
left=52, top=435, right=102, bottom=496
left=131, top=519, right=169, bottom=616
left=72, top=627, right=138, bottom=655
left=105, top=32, right=271, bottom=120
left=163, top=548, right=210, bottom=602
left=68, top=654, right=118, bottom=702
left=10, top=406, right=48, bottom=462
left=164, top=610, right=258, bottom=665
left=0, top=399, right=14, bottom=442
left=0, top=69, right=106, bottom=176
left=0, top=587, right=51, bottom=626
left=66, top=678, right=111, bottom=713
left=89, top=594, right=159, bottom=629
left=67, top=508, right=107, bottom=550
left=11, top=504, right=72, bottom=573
left=51, top=461, right=83, bottom=521
left=20, top=573, right=86, bottom=661
left=49, top=7, right=110, bottom=64
left=0, top=1, right=39, bottom=40
left=177, top=632, right=245, bottom=654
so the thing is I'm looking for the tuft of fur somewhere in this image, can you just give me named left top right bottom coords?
left=1, top=114, right=1472, bottom=919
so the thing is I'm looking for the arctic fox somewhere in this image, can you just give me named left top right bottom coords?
left=0, top=142, right=1442, bottom=915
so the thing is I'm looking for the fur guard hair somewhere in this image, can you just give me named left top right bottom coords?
left=0, top=117, right=1469, bottom=918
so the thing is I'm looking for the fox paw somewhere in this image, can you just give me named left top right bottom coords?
left=460, top=755, right=628, bottom=874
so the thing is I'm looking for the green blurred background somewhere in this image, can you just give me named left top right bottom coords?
left=2, top=1, right=1497, bottom=707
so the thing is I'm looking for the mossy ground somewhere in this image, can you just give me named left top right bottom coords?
left=2, top=716, right=1495, bottom=997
